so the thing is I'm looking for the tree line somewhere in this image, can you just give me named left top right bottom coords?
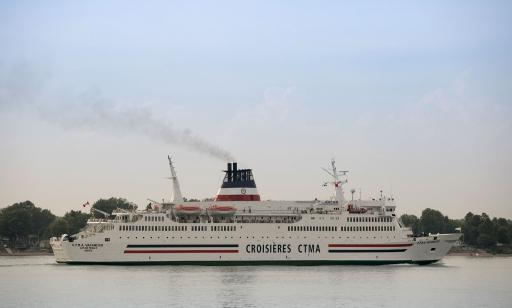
left=399, top=208, right=512, bottom=252
left=0, top=198, right=132, bottom=249
left=1, top=200, right=511, bottom=252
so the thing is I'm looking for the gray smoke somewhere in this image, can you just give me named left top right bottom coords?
left=0, top=64, right=235, bottom=162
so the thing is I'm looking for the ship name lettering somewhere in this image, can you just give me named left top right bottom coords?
left=245, top=244, right=292, bottom=254
left=71, top=243, right=104, bottom=251
left=297, top=244, right=321, bottom=254
left=418, top=240, right=439, bottom=245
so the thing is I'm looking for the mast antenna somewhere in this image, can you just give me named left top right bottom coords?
left=321, top=158, right=348, bottom=206
left=167, top=155, right=184, bottom=203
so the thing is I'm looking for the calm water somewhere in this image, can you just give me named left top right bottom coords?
left=0, top=256, right=511, bottom=308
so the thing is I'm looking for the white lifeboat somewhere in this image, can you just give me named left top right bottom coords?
left=208, top=205, right=237, bottom=217
left=175, top=204, right=202, bottom=216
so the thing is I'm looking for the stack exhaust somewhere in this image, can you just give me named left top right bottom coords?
left=227, top=163, right=233, bottom=182
left=214, top=162, right=261, bottom=202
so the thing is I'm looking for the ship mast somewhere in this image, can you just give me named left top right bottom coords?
left=322, top=158, right=348, bottom=208
left=168, top=155, right=184, bottom=203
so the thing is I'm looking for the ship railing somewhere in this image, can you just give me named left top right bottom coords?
left=88, top=218, right=116, bottom=223
left=237, top=208, right=302, bottom=215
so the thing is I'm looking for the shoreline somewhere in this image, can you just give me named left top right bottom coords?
left=447, top=252, right=512, bottom=257
left=0, top=250, right=53, bottom=256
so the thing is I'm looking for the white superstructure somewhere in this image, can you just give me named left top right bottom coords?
left=50, top=158, right=460, bottom=265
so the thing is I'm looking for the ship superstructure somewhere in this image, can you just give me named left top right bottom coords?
left=50, top=158, right=460, bottom=265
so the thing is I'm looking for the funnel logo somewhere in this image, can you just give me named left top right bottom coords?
left=241, top=188, right=247, bottom=195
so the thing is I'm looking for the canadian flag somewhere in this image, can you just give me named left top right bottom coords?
left=82, top=201, right=90, bottom=208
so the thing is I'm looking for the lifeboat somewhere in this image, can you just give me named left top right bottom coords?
left=347, top=203, right=367, bottom=214
left=208, top=205, right=237, bottom=217
left=174, top=204, right=202, bottom=216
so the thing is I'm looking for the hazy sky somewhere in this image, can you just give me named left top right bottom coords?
left=1, top=1, right=511, bottom=218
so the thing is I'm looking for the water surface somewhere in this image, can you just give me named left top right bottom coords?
left=0, top=256, right=510, bottom=307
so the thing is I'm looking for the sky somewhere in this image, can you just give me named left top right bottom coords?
left=0, top=1, right=511, bottom=218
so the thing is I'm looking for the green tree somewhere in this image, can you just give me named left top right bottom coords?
left=476, top=213, right=496, bottom=248
left=0, top=201, right=56, bottom=247
left=45, top=218, right=69, bottom=237
left=441, top=215, right=457, bottom=233
left=0, top=203, right=31, bottom=246
left=32, top=208, right=56, bottom=240
left=399, top=214, right=420, bottom=234
left=496, top=226, right=510, bottom=244
left=63, top=210, right=90, bottom=234
left=462, top=212, right=479, bottom=246
left=419, top=208, right=445, bottom=233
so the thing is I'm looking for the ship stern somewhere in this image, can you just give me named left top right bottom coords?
left=50, top=235, right=69, bottom=263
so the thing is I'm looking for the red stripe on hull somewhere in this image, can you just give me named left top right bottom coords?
left=328, top=243, right=413, bottom=248
left=215, top=195, right=261, bottom=201
left=124, top=250, right=239, bottom=254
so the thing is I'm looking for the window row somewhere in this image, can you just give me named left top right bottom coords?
left=191, top=226, right=207, bottom=231
left=119, top=225, right=237, bottom=232
left=288, top=226, right=338, bottom=232
left=119, top=225, right=187, bottom=232
left=144, top=216, right=165, bottom=222
left=340, top=225, right=395, bottom=232
left=286, top=225, right=396, bottom=232
left=211, top=225, right=236, bottom=232
left=347, top=216, right=392, bottom=223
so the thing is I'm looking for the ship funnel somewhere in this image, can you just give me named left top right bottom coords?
left=227, top=162, right=232, bottom=182
left=215, top=162, right=260, bottom=202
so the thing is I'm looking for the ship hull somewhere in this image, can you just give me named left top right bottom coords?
left=50, top=220, right=460, bottom=266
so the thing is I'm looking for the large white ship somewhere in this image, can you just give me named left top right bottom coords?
left=50, top=157, right=460, bottom=265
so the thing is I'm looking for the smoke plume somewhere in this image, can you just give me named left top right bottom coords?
left=0, top=64, right=235, bottom=162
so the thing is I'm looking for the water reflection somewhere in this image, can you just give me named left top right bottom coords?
left=0, top=256, right=511, bottom=308
left=217, top=267, right=257, bottom=308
